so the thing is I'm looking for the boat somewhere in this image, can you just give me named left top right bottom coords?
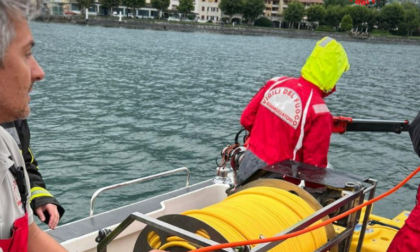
left=46, top=117, right=412, bottom=252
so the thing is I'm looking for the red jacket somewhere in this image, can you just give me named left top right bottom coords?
left=240, top=76, right=332, bottom=168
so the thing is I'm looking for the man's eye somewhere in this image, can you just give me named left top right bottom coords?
left=26, top=52, right=32, bottom=57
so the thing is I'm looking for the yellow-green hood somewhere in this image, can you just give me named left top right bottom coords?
left=301, top=37, right=350, bottom=93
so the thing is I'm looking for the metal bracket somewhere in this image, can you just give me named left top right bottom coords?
left=97, top=212, right=235, bottom=252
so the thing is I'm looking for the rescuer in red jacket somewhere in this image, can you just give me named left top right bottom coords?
left=236, top=37, right=350, bottom=186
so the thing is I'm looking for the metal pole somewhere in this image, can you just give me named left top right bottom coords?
left=356, top=180, right=377, bottom=252
left=351, top=119, right=409, bottom=124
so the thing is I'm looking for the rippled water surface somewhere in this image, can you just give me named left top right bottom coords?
left=29, top=22, right=420, bottom=228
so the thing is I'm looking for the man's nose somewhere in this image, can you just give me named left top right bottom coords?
left=31, top=56, right=45, bottom=82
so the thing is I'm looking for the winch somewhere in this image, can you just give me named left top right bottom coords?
left=96, top=160, right=405, bottom=252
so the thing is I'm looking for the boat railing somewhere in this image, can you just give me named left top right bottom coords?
left=89, top=167, right=191, bottom=217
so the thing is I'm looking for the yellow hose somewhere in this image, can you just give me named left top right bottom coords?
left=160, top=241, right=196, bottom=250
left=147, top=186, right=327, bottom=251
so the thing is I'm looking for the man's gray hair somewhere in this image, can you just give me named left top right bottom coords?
left=0, top=0, right=41, bottom=65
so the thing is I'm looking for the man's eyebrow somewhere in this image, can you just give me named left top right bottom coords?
left=25, top=40, right=35, bottom=49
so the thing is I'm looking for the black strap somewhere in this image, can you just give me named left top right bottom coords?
left=369, top=220, right=400, bottom=231
left=9, top=165, right=28, bottom=213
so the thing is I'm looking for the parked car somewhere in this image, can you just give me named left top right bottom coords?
left=136, top=15, right=155, bottom=19
left=63, top=11, right=77, bottom=16
left=168, top=16, right=180, bottom=22
left=197, top=19, right=207, bottom=23
left=126, top=13, right=133, bottom=18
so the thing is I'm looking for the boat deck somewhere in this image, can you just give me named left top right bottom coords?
left=47, top=180, right=214, bottom=243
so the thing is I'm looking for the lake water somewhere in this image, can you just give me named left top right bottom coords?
left=28, top=21, right=420, bottom=229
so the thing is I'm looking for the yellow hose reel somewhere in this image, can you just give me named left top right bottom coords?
left=135, top=179, right=336, bottom=252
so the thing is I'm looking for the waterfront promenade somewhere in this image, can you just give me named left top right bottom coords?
left=37, top=15, right=420, bottom=46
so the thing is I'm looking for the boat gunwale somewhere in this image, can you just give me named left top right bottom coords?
left=47, top=179, right=215, bottom=243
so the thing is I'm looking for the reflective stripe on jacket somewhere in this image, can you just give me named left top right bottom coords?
left=1, top=120, right=65, bottom=219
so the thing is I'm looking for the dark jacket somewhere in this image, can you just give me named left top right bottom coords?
left=1, top=120, right=65, bottom=220
left=409, top=111, right=420, bottom=158
left=386, top=111, right=420, bottom=252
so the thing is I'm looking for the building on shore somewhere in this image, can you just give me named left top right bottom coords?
left=263, top=0, right=323, bottom=22
left=46, top=0, right=322, bottom=23
left=46, top=0, right=221, bottom=20
left=46, top=0, right=161, bottom=18
left=194, top=0, right=221, bottom=22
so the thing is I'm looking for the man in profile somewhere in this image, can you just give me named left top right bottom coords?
left=0, top=0, right=68, bottom=251
left=0, top=1, right=170, bottom=251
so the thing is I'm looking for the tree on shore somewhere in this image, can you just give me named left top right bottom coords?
left=341, top=14, right=353, bottom=32
left=77, top=0, right=95, bottom=15
left=401, top=3, right=420, bottom=36
left=151, top=0, right=170, bottom=19
left=219, top=0, right=243, bottom=23
left=254, top=16, right=274, bottom=27
left=325, top=5, right=343, bottom=30
left=379, top=2, right=405, bottom=30
left=323, top=0, right=352, bottom=8
left=375, top=0, right=386, bottom=10
left=177, top=0, right=194, bottom=20
left=122, top=0, right=145, bottom=17
left=306, top=5, right=326, bottom=26
left=284, top=1, right=305, bottom=29
left=242, top=0, right=265, bottom=25
left=366, top=8, right=379, bottom=32
left=101, top=0, right=120, bottom=15
left=343, top=5, right=369, bottom=31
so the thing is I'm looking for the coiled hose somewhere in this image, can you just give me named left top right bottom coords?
left=147, top=186, right=328, bottom=252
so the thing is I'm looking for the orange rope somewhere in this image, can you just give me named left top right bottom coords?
left=191, top=165, right=420, bottom=252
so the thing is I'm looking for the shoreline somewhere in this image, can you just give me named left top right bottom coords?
left=36, top=16, right=420, bottom=46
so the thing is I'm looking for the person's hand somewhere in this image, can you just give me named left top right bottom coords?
left=35, top=203, right=60, bottom=230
